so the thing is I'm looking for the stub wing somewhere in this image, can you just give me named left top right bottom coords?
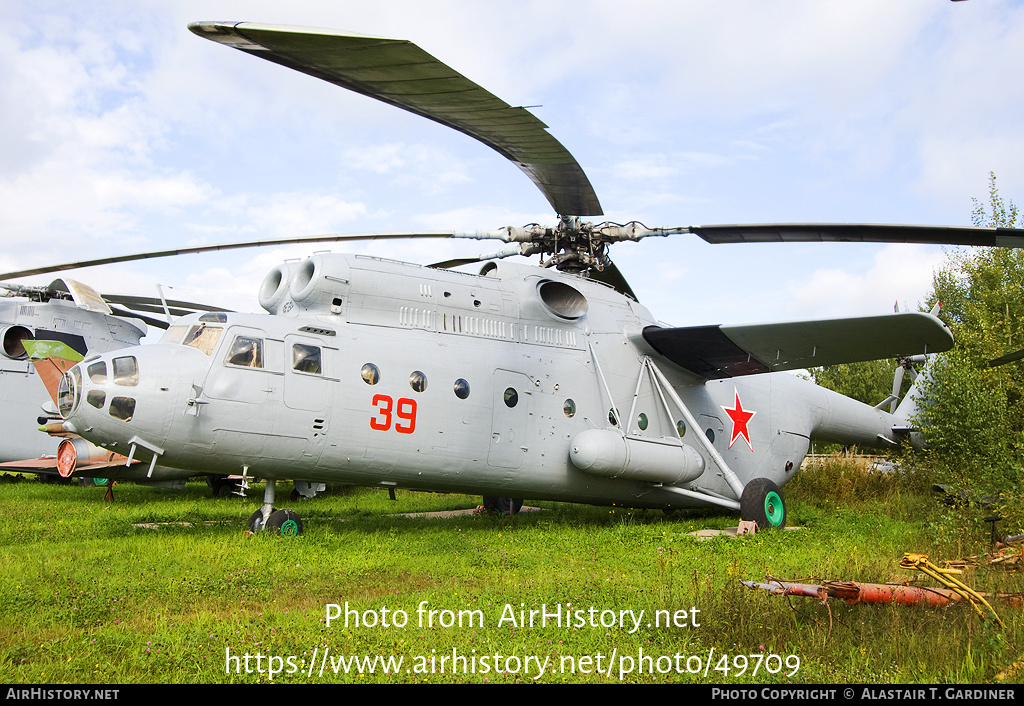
left=0, top=455, right=136, bottom=476
left=642, top=311, right=952, bottom=379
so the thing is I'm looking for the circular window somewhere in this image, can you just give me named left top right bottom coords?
left=503, top=387, right=518, bottom=408
left=705, top=428, right=715, bottom=443
left=410, top=371, right=427, bottom=392
left=563, top=399, right=576, bottom=418
left=360, top=363, right=380, bottom=385
left=676, top=420, right=686, bottom=437
left=637, top=413, right=649, bottom=431
left=454, top=378, right=470, bottom=399
left=608, top=408, right=618, bottom=426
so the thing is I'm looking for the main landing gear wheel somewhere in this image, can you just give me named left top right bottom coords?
left=209, top=475, right=241, bottom=498
left=740, top=478, right=786, bottom=530
left=245, top=480, right=303, bottom=535
left=482, top=496, right=524, bottom=515
left=266, top=509, right=303, bottom=536
left=248, top=508, right=304, bottom=535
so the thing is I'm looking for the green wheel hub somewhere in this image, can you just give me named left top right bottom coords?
left=764, top=491, right=784, bottom=527
left=740, top=478, right=786, bottom=530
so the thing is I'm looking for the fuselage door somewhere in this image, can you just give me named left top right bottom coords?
left=204, top=328, right=273, bottom=405
left=488, top=369, right=533, bottom=469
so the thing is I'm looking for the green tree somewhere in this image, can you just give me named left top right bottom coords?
left=916, top=173, right=1024, bottom=539
left=811, top=359, right=900, bottom=407
left=972, top=171, right=1020, bottom=230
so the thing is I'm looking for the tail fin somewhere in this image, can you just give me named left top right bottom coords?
left=894, top=357, right=934, bottom=423
left=23, top=340, right=84, bottom=407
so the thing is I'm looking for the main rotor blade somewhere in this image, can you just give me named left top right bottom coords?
left=188, top=21, right=603, bottom=218
left=429, top=257, right=482, bottom=270
left=587, top=261, right=638, bottom=300
left=0, top=231, right=504, bottom=281
left=100, top=294, right=231, bottom=316
left=107, top=307, right=172, bottom=331
left=682, top=223, right=1024, bottom=247
left=989, top=348, right=1024, bottom=367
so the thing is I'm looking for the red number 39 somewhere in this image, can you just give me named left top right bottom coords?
left=370, top=395, right=417, bottom=434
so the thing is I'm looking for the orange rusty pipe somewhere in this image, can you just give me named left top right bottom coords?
left=742, top=579, right=962, bottom=606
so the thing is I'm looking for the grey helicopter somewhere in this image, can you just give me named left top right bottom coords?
left=10, top=21, right=1024, bottom=535
left=0, top=276, right=233, bottom=488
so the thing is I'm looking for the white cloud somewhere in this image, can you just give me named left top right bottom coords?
left=0, top=0, right=1021, bottom=336
left=242, top=193, right=369, bottom=236
left=783, top=244, right=948, bottom=319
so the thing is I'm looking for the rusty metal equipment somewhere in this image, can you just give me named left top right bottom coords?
left=742, top=553, right=1016, bottom=628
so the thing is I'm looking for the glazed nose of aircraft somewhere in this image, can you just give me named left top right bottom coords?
left=56, top=347, right=196, bottom=464
left=58, top=354, right=142, bottom=424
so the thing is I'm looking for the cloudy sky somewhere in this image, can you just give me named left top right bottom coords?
left=2, top=0, right=1023, bottom=329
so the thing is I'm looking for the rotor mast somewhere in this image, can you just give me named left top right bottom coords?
left=495, top=218, right=670, bottom=276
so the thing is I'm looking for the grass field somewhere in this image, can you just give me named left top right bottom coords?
left=2, top=457, right=1023, bottom=684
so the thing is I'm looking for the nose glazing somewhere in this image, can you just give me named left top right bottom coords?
left=57, top=366, right=81, bottom=419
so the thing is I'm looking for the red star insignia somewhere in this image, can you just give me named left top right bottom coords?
left=722, top=389, right=756, bottom=451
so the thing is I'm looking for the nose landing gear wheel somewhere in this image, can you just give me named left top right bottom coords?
left=740, top=478, right=786, bottom=530
left=247, top=508, right=273, bottom=533
left=266, top=509, right=303, bottom=536
left=248, top=508, right=303, bottom=535
left=482, top=496, right=524, bottom=515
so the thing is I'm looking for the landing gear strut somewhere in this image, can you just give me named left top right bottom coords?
left=247, top=479, right=304, bottom=536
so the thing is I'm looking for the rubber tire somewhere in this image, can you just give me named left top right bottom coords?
left=208, top=475, right=239, bottom=498
left=740, top=478, right=786, bottom=530
left=248, top=508, right=275, bottom=533
left=482, top=496, right=524, bottom=515
left=266, top=509, right=304, bottom=537
left=217, top=478, right=242, bottom=498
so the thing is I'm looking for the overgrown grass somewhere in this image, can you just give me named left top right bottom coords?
left=1, top=462, right=1022, bottom=684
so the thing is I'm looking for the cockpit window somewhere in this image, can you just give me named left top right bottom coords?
left=87, top=390, right=105, bottom=409
left=161, top=325, right=188, bottom=345
left=226, top=336, right=264, bottom=369
left=87, top=361, right=107, bottom=384
left=109, top=396, right=136, bottom=422
left=292, top=343, right=322, bottom=375
left=112, top=356, right=139, bottom=386
left=182, top=325, right=223, bottom=356
left=58, top=367, right=82, bottom=418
